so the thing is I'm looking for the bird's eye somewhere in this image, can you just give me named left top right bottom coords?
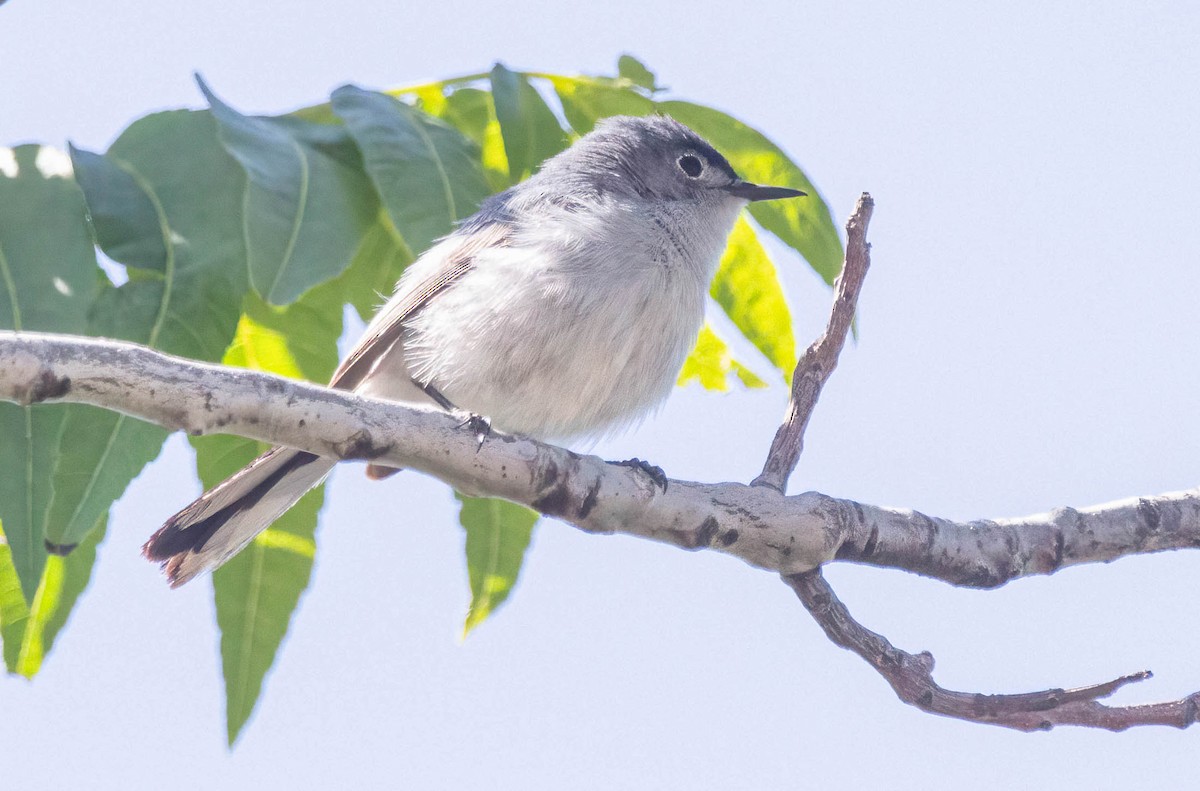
left=677, top=154, right=703, bottom=178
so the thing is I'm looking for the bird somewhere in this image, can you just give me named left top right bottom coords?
left=143, top=113, right=805, bottom=586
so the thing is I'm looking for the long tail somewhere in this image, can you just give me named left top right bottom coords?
left=143, top=447, right=335, bottom=587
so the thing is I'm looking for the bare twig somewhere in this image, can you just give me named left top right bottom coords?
left=764, top=194, right=1199, bottom=731
left=784, top=569, right=1200, bottom=730
left=753, top=192, right=874, bottom=493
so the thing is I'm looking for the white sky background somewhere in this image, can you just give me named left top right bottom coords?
left=3, top=0, right=1199, bottom=787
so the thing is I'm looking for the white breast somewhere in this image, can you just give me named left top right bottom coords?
left=401, top=195, right=745, bottom=440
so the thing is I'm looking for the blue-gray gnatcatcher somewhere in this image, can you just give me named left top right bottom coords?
left=144, top=114, right=805, bottom=585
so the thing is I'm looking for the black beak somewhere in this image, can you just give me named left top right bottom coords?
left=724, top=181, right=806, bottom=202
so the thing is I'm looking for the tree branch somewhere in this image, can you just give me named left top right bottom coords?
left=754, top=192, right=1199, bottom=731
left=2, top=196, right=1198, bottom=730
left=0, top=331, right=1198, bottom=584
left=754, top=192, right=874, bottom=493
left=784, top=570, right=1200, bottom=731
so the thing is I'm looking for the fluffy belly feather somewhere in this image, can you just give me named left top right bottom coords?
left=403, top=243, right=708, bottom=441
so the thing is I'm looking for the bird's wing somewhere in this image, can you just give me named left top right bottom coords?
left=329, top=219, right=512, bottom=391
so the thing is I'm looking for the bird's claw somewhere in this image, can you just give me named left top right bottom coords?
left=455, top=411, right=492, bottom=451
left=611, top=457, right=668, bottom=492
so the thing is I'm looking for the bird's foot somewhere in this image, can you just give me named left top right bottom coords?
left=611, top=457, right=668, bottom=492
left=417, top=379, right=491, bottom=451
left=454, top=410, right=492, bottom=451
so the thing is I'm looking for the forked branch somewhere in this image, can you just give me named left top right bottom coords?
left=762, top=192, right=1200, bottom=731
left=785, top=570, right=1200, bottom=731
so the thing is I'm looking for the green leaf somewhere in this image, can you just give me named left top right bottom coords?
left=42, top=408, right=168, bottom=551
left=420, top=87, right=489, bottom=146
left=228, top=288, right=344, bottom=383
left=456, top=494, right=537, bottom=637
left=0, top=144, right=100, bottom=600
left=334, top=213, right=411, bottom=322
left=549, top=76, right=655, bottom=136
left=0, top=517, right=105, bottom=677
left=287, top=101, right=339, bottom=126
left=0, top=524, right=30, bottom=670
left=489, top=63, right=569, bottom=181
left=32, top=517, right=105, bottom=665
left=421, top=87, right=511, bottom=192
left=203, top=432, right=322, bottom=746
left=678, top=323, right=768, bottom=391
left=202, top=284, right=342, bottom=745
left=0, top=400, right=70, bottom=601
left=710, top=217, right=797, bottom=382
left=46, top=111, right=250, bottom=550
left=200, top=77, right=379, bottom=306
left=0, top=150, right=112, bottom=676
left=51, top=146, right=166, bottom=271
left=332, top=85, right=491, bottom=255
left=68, top=112, right=248, bottom=356
left=617, top=54, right=658, bottom=92
left=657, top=100, right=844, bottom=284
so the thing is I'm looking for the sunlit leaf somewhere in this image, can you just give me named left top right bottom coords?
left=456, top=494, right=537, bottom=636
left=227, top=287, right=343, bottom=383
left=422, top=87, right=510, bottom=192
left=421, top=87, right=489, bottom=147
left=711, top=217, right=797, bottom=382
left=0, top=524, right=30, bottom=670
left=0, top=517, right=105, bottom=677
left=678, top=323, right=768, bottom=391
left=549, top=76, right=654, bottom=135
left=32, top=516, right=104, bottom=667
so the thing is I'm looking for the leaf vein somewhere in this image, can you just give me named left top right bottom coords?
left=264, top=136, right=311, bottom=303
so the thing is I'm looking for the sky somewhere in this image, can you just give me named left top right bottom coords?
left=3, top=1, right=1200, bottom=788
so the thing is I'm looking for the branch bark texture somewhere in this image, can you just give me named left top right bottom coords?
left=754, top=193, right=873, bottom=492
left=2, top=331, right=1198, bottom=585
